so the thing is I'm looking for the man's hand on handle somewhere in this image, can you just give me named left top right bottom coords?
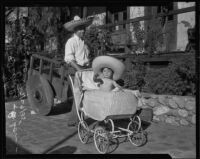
left=69, top=61, right=83, bottom=71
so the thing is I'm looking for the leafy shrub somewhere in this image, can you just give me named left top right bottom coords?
left=143, top=56, right=196, bottom=96
left=3, top=47, right=28, bottom=99
left=84, top=25, right=113, bottom=60
left=169, top=56, right=196, bottom=95
left=120, top=55, right=195, bottom=96
left=122, top=59, right=146, bottom=91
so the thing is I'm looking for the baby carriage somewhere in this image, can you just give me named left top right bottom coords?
left=68, top=69, right=147, bottom=154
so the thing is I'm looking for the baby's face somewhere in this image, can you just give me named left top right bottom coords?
left=102, top=68, right=113, bottom=79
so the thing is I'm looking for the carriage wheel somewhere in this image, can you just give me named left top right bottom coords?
left=26, top=73, right=53, bottom=115
left=78, top=121, right=90, bottom=144
left=94, top=126, right=110, bottom=154
left=127, top=116, right=146, bottom=147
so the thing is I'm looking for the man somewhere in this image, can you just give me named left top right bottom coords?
left=63, top=15, right=94, bottom=127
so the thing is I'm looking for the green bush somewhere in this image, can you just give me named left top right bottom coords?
left=121, top=55, right=196, bottom=96
left=122, top=59, right=146, bottom=91
left=84, top=25, right=113, bottom=60
left=142, top=56, right=196, bottom=96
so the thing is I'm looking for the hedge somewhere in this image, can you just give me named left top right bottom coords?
left=123, top=55, right=196, bottom=96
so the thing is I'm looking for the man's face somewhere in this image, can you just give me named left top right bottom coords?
left=74, top=27, right=85, bottom=39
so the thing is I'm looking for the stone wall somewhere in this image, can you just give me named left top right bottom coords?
left=141, top=93, right=196, bottom=126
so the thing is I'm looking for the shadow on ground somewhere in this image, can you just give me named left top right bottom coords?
left=48, top=146, right=77, bottom=154
left=43, top=130, right=78, bottom=154
left=47, top=100, right=73, bottom=116
left=6, top=136, right=77, bottom=154
left=6, top=137, right=31, bottom=154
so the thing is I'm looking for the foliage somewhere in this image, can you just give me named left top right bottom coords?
left=127, top=21, right=145, bottom=53
left=169, top=56, right=196, bottom=95
left=84, top=25, right=113, bottom=60
left=132, top=22, right=145, bottom=52
left=28, top=7, right=61, bottom=37
left=121, top=55, right=196, bottom=96
left=4, top=7, right=70, bottom=99
left=4, top=8, right=30, bottom=99
left=128, top=17, right=167, bottom=55
left=143, top=56, right=196, bottom=96
left=144, top=5, right=172, bottom=56
left=3, top=47, right=28, bottom=99
left=122, top=59, right=146, bottom=91
left=144, top=17, right=167, bottom=55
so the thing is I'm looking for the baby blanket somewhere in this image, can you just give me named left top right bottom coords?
left=73, top=70, right=141, bottom=121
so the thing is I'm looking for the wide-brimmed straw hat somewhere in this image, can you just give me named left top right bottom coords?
left=92, top=56, right=125, bottom=80
left=63, top=15, right=94, bottom=32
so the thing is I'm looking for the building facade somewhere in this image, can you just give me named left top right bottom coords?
left=88, top=2, right=195, bottom=53
left=6, top=5, right=195, bottom=54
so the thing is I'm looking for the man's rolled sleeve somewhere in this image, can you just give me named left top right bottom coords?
left=64, top=39, right=75, bottom=64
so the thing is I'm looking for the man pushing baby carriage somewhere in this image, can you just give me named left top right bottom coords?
left=58, top=15, right=155, bottom=153
left=63, top=15, right=152, bottom=128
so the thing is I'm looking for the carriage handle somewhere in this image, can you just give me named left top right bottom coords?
left=68, top=74, right=84, bottom=122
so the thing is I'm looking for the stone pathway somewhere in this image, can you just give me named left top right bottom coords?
left=5, top=99, right=196, bottom=158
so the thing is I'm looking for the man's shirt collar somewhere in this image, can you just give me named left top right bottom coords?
left=73, top=34, right=81, bottom=41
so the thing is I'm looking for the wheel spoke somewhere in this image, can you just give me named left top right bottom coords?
left=78, top=121, right=89, bottom=144
left=94, top=126, right=109, bottom=154
left=128, top=116, right=146, bottom=147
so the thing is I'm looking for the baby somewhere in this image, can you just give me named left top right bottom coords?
left=93, top=67, right=122, bottom=92
left=92, top=55, right=125, bottom=92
